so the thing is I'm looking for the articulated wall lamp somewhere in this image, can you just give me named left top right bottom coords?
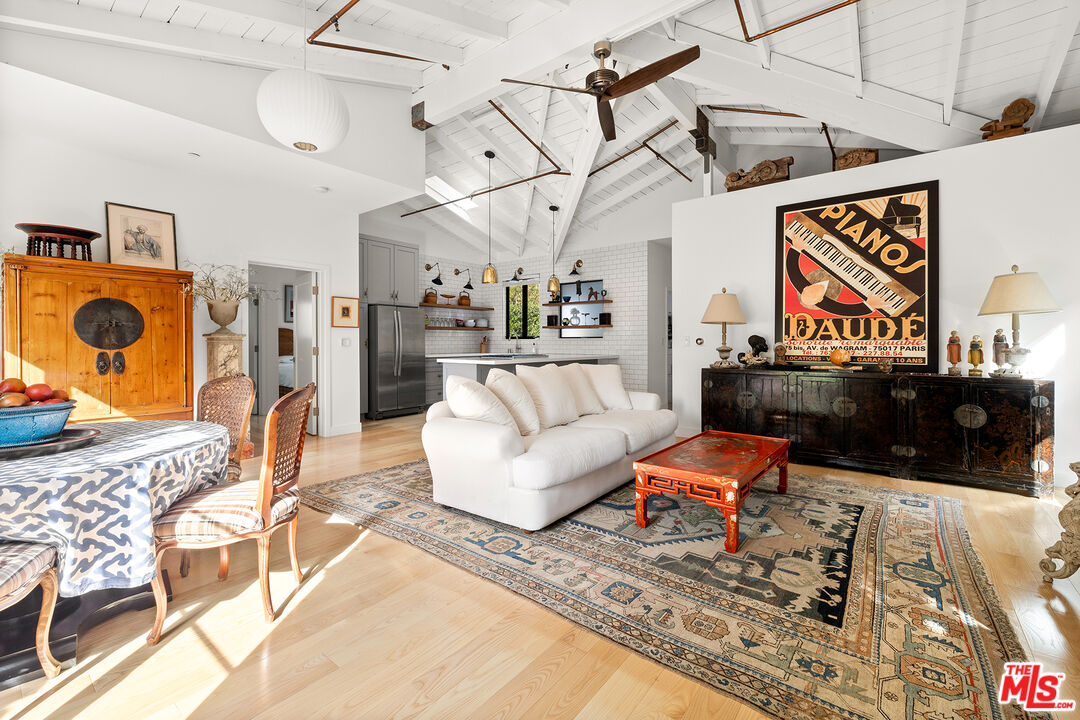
left=425, top=262, right=442, bottom=285
left=454, top=268, right=473, bottom=289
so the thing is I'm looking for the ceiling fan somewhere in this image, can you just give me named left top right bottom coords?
left=501, top=40, right=700, bottom=142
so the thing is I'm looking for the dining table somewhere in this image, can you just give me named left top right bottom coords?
left=0, top=419, right=228, bottom=686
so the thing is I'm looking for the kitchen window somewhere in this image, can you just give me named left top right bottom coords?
left=505, top=283, right=540, bottom=339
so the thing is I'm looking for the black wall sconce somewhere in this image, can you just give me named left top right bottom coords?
left=425, top=262, right=442, bottom=285
left=568, top=259, right=583, bottom=276
left=454, top=267, right=473, bottom=289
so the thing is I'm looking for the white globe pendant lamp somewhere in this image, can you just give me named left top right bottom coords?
left=257, top=68, right=349, bottom=154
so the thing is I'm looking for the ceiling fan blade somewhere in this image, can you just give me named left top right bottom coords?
left=501, top=78, right=595, bottom=95
left=603, top=45, right=701, bottom=100
left=597, top=98, right=617, bottom=141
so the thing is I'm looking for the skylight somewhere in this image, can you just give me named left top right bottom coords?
left=424, top=176, right=477, bottom=223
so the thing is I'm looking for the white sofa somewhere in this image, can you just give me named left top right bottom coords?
left=422, top=364, right=677, bottom=531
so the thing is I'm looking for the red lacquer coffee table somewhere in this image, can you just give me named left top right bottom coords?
left=634, top=431, right=789, bottom=552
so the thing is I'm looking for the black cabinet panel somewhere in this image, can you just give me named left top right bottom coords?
left=701, top=368, right=1053, bottom=497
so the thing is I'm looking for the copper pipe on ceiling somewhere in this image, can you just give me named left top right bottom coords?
left=588, top=120, right=679, bottom=177
left=643, top=140, right=692, bottom=182
left=400, top=169, right=569, bottom=218
left=732, top=0, right=860, bottom=43
left=707, top=105, right=805, bottom=118
left=308, top=0, right=449, bottom=68
left=488, top=100, right=561, bottom=172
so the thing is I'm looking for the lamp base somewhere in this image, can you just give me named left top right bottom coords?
left=1003, top=345, right=1030, bottom=377
left=710, top=345, right=740, bottom=369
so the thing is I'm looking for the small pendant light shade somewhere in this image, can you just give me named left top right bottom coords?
left=257, top=68, right=350, bottom=153
left=482, top=150, right=498, bottom=284
left=547, top=204, right=561, bottom=296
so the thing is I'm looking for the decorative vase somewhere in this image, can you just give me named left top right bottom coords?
left=206, top=299, right=240, bottom=335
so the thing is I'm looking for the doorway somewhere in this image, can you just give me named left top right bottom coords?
left=248, top=263, right=319, bottom=437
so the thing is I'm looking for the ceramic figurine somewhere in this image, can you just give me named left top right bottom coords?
left=875, top=357, right=893, bottom=373
left=991, top=328, right=1009, bottom=376
left=947, top=331, right=962, bottom=376
left=968, top=335, right=984, bottom=377
left=773, top=343, right=788, bottom=365
left=737, top=335, right=770, bottom=366
left=587, top=288, right=600, bottom=302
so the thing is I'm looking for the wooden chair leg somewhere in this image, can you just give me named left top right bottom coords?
left=217, top=546, right=230, bottom=581
left=146, top=547, right=170, bottom=646
left=288, top=515, right=303, bottom=585
left=36, top=568, right=62, bottom=679
left=256, top=534, right=274, bottom=623
left=179, top=550, right=191, bottom=578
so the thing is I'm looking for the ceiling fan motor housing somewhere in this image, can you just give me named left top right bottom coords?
left=586, top=67, right=619, bottom=93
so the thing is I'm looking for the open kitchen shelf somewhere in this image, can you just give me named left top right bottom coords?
left=424, top=326, right=489, bottom=331
left=542, top=300, right=612, bottom=306
left=543, top=325, right=612, bottom=329
left=419, top=302, right=494, bottom=311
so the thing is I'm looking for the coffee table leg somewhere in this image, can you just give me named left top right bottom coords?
left=724, top=510, right=739, bottom=552
left=778, top=456, right=788, bottom=495
left=635, top=472, right=648, bottom=528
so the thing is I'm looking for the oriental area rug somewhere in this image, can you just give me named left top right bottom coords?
left=301, top=460, right=1045, bottom=720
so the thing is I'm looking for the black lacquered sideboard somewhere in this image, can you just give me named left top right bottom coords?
left=701, top=367, right=1054, bottom=497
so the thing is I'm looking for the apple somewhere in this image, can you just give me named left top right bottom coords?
left=0, top=392, right=29, bottom=408
left=0, top=378, right=26, bottom=394
left=50, top=388, right=69, bottom=402
left=42, top=398, right=67, bottom=404
left=25, top=384, right=53, bottom=402
left=27, top=401, right=43, bottom=406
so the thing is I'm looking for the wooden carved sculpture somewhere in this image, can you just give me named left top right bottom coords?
left=836, top=148, right=878, bottom=170
left=725, top=156, right=794, bottom=192
left=1042, top=462, right=1080, bottom=582
left=980, top=98, right=1035, bottom=141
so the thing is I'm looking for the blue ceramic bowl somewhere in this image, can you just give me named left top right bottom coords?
left=0, top=401, right=76, bottom=448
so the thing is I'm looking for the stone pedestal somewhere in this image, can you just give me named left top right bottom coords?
left=204, top=329, right=254, bottom=459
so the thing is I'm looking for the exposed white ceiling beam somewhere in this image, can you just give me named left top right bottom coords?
left=520, top=79, right=554, bottom=244
left=552, top=68, right=589, bottom=125
left=741, top=0, right=771, bottom=70
left=489, top=90, right=572, bottom=170
left=0, top=0, right=419, bottom=87
left=707, top=112, right=822, bottom=129
left=726, top=128, right=904, bottom=150
left=186, top=0, right=463, bottom=66
left=457, top=112, right=564, bottom=209
left=368, top=0, right=506, bottom=42
left=554, top=103, right=604, bottom=258
left=534, top=0, right=571, bottom=9
left=411, top=0, right=709, bottom=126
left=579, top=150, right=697, bottom=224
left=941, top=1, right=968, bottom=125
left=586, top=131, right=688, bottom=196
left=646, top=76, right=734, bottom=175
left=616, top=25, right=985, bottom=152
left=847, top=3, right=862, bottom=98
left=403, top=197, right=488, bottom=255
left=1030, top=2, right=1080, bottom=131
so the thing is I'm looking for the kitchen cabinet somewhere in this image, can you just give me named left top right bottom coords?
left=360, top=236, right=418, bottom=306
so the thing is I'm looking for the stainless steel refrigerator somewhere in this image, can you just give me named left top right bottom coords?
left=367, top=304, right=425, bottom=419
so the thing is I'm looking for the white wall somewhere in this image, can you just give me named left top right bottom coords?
left=647, top=241, right=672, bottom=406
left=672, top=124, right=1080, bottom=477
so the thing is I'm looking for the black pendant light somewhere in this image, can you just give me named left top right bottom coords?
left=547, top=205, right=561, bottom=298
left=481, top=150, right=498, bottom=284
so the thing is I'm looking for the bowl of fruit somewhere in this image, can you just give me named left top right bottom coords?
left=0, top=379, right=76, bottom=448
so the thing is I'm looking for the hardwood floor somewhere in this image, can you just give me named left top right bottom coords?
left=2, top=414, right=1078, bottom=719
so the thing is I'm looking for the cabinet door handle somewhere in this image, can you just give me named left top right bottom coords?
left=112, top=351, right=126, bottom=375
left=96, top=352, right=110, bottom=376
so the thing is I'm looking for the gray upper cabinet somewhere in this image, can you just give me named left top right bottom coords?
left=361, top=236, right=417, bottom=306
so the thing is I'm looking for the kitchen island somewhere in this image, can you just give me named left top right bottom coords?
left=435, top=354, right=618, bottom=394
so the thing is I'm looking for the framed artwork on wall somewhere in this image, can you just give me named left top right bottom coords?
left=332, top=296, right=360, bottom=328
left=104, top=202, right=177, bottom=270
left=775, top=180, right=939, bottom=372
left=284, top=284, right=295, bottom=323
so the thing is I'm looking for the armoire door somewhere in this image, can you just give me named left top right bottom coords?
left=794, top=375, right=843, bottom=456
left=842, top=377, right=898, bottom=466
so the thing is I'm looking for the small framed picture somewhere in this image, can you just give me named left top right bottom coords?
left=105, top=202, right=177, bottom=270
left=332, top=296, right=360, bottom=328
left=284, top=284, right=295, bottom=323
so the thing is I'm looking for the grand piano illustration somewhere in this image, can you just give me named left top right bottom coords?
left=881, top=195, right=922, bottom=239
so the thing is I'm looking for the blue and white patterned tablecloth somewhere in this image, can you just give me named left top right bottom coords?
left=0, top=421, right=228, bottom=596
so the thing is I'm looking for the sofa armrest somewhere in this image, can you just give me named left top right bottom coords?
left=426, top=400, right=454, bottom=422
left=423, top=417, right=524, bottom=511
left=422, top=417, right=524, bottom=460
left=628, top=391, right=661, bottom=411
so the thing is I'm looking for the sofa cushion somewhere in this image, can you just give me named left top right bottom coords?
left=569, top=409, right=678, bottom=454
left=512, top=426, right=627, bottom=491
left=445, top=375, right=518, bottom=431
left=486, top=368, right=540, bottom=436
left=581, top=364, right=633, bottom=411
left=559, top=363, right=605, bottom=416
left=516, top=364, right=579, bottom=430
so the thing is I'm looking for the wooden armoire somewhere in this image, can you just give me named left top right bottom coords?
left=2, top=254, right=194, bottom=422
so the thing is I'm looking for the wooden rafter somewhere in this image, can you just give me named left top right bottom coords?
left=941, top=0, right=969, bottom=125
left=1030, top=3, right=1080, bottom=131
left=554, top=102, right=605, bottom=257
left=739, top=0, right=771, bottom=69
left=519, top=78, right=554, bottom=244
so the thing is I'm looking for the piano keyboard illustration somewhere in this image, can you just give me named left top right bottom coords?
left=785, top=213, right=919, bottom=316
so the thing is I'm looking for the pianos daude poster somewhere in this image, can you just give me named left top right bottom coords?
left=775, top=181, right=938, bottom=370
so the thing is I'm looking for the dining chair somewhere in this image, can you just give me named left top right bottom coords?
left=146, top=383, right=315, bottom=646
left=179, top=374, right=257, bottom=579
left=0, top=542, right=62, bottom=678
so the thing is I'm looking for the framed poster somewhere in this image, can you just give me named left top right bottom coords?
left=283, top=284, right=294, bottom=323
left=105, top=202, right=177, bottom=270
left=331, top=296, right=360, bottom=328
left=775, top=180, right=938, bottom=371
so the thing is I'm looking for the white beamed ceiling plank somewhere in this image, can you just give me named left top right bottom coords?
left=492, top=90, right=572, bottom=171
left=1030, top=3, right=1080, bottom=131
left=403, top=198, right=489, bottom=255
left=184, top=0, right=464, bottom=66
left=707, top=113, right=822, bottom=129
left=554, top=103, right=603, bottom=258
left=726, top=128, right=904, bottom=150
left=647, top=77, right=734, bottom=176
left=580, top=150, right=697, bottom=225
left=368, top=0, right=506, bottom=42
left=411, top=0, right=709, bottom=126
left=616, top=25, right=984, bottom=152
left=0, top=0, right=420, bottom=86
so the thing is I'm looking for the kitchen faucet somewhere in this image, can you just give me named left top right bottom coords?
left=509, top=328, right=521, bottom=352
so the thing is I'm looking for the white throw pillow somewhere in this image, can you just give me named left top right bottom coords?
left=485, top=368, right=540, bottom=436
left=444, top=375, right=517, bottom=431
left=516, top=364, right=579, bottom=429
left=560, top=363, right=605, bottom=416
left=581, top=363, right=633, bottom=411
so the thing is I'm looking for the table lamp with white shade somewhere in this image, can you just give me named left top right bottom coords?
left=701, top=289, right=746, bottom=369
left=977, top=265, right=1060, bottom=376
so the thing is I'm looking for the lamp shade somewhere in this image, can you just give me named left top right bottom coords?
left=978, top=266, right=1060, bottom=316
left=256, top=68, right=350, bottom=153
left=701, top=290, right=746, bottom=324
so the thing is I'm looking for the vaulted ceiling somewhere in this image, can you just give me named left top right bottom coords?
left=9, top=0, right=1080, bottom=258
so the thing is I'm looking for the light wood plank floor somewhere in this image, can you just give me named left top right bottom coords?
left=2, top=415, right=1079, bottom=719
